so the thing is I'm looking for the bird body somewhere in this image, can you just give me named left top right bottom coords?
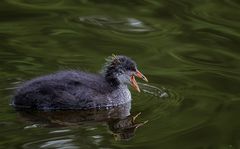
left=12, top=55, right=147, bottom=110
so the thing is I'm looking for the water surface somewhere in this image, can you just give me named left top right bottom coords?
left=0, top=0, right=240, bottom=148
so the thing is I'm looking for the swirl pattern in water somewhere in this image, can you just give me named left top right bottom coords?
left=77, top=16, right=154, bottom=33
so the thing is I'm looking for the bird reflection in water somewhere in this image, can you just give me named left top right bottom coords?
left=16, top=102, right=148, bottom=141
left=108, top=111, right=148, bottom=140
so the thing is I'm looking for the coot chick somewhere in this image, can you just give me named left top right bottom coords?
left=12, top=55, right=148, bottom=110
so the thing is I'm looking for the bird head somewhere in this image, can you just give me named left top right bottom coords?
left=102, top=54, right=148, bottom=92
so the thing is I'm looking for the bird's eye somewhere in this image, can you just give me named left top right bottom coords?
left=128, top=66, right=136, bottom=71
left=132, top=67, right=137, bottom=71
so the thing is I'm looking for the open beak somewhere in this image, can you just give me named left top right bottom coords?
left=135, top=70, right=148, bottom=82
left=130, top=75, right=140, bottom=92
left=130, top=70, right=148, bottom=92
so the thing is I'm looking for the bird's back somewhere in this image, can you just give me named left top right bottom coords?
left=12, top=71, right=123, bottom=110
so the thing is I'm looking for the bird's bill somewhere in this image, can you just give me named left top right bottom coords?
left=130, top=75, right=141, bottom=92
left=135, top=70, right=148, bottom=82
left=130, top=70, right=148, bottom=92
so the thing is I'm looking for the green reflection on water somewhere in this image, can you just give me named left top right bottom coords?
left=0, top=0, right=240, bottom=148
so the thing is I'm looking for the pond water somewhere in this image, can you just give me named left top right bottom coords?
left=0, top=0, right=240, bottom=148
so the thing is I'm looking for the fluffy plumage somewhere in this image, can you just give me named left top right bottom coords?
left=102, top=55, right=137, bottom=85
left=12, top=55, right=139, bottom=110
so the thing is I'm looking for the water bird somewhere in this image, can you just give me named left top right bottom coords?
left=12, top=55, right=148, bottom=110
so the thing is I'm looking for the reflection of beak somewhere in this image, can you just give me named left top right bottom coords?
left=130, top=70, right=148, bottom=92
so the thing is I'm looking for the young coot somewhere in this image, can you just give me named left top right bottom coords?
left=12, top=55, right=148, bottom=110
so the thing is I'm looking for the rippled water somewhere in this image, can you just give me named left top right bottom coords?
left=0, top=0, right=240, bottom=148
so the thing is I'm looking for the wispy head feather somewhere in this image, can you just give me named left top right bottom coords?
left=104, top=54, right=120, bottom=64
left=101, top=55, right=137, bottom=86
left=102, top=54, right=120, bottom=74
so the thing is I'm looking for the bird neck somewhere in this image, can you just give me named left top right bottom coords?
left=104, top=70, right=120, bottom=87
left=101, top=65, right=121, bottom=87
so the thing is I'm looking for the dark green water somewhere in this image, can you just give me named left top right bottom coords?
left=0, top=0, right=240, bottom=148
